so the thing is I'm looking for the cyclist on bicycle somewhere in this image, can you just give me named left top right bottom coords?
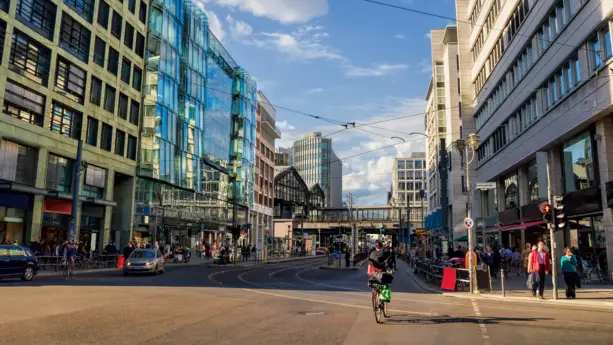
left=368, top=240, right=394, bottom=285
left=63, top=242, right=77, bottom=278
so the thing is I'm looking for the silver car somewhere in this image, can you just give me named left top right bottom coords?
left=123, top=249, right=165, bottom=276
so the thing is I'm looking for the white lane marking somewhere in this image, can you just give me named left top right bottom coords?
left=208, top=259, right=324, bottom=285
left=242, top=288, right=437, bottom=316
left=471, top=299, right=492, bottom=345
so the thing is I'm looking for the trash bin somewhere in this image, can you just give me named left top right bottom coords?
left=117, top=254, right=125, bottom=268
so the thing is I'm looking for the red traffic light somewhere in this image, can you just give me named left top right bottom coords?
left=539, top=201, right=552, bottom=214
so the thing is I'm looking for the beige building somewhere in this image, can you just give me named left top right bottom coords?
left=251, top=91, right=281, bottom=248
left=424, top=26, right=469, bottom=243
left=0, top=0, right=147, bottom=250
left=390, top=154, right=428, bottom=230
left=456, top=0, right=613, bottom=274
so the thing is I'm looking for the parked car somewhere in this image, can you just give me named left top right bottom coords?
left=316, top=247, right=327, bottom=256
left=123, top=249, right=165, bottom=276
left=0, top=245, right=38, bottom=281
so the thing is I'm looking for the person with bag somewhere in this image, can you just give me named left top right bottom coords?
left=561, top=246, right=578, bottom=299
left=528, top=241, right=551, bottom=299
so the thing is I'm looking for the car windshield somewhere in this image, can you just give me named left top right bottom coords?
left=130, top=251, right=155, bottom=259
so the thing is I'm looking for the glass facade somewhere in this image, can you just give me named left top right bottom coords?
left=137, top=0, right=257, bottom=229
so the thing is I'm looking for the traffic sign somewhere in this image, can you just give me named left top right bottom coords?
left=475, top=182, right=496, bottom=190
left=464, top=217, right=474, bottom=229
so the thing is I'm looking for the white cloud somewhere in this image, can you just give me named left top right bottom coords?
left=205, top=9, right=225, bottom=40
left=249, top=25, right=344, bottom=61
left=345, top=63, right=408, bottom=77
left=418, top=59, right=431, bottom=73
left=201, top=0, right=328, bottom=24
left=394, top=34, right=405, bottom=39
left=424, top=32, right=432, bottom=40
left=307, top=88, right=324, bottom=94
left=226, top=15, right=253, bottom=38
left=276, top=120, right=296, bottom=131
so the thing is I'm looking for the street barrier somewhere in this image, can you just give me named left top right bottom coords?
left=409, top=258, right=472, bottom=291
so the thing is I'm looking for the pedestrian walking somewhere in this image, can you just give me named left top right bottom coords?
left=344, top=249, right=351, bottom=268
left=521, top=243, right=532, bottom=278
left=528, top=241, right=551, bottom=299
left=561, top=246, right=578, bottom=299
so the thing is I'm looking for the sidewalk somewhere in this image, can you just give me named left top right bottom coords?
left=402, top=260, right=613, bottom=308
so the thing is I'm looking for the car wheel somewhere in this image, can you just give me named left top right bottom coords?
left=22, top=267, right=34, bottom=281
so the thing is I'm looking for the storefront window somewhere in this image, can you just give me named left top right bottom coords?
left=504, top=173, right=518, bottom=209
left=46, top=154, right=73, bottom=192
left=527, top=161, right=539, bottom=201
left=562, top=131, right=596, bottom=193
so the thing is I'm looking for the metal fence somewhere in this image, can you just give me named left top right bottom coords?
left=408, top=257, right=471, bottom=291
left=36, top=254, right=119, bottom=271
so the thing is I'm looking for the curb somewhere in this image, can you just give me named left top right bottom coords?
left=37, top=260, right=210, bottom=277
left=401, top=261, right=442, bottom=294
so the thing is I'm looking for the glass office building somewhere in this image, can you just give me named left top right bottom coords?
left=135, top=0, right=255, bottom=246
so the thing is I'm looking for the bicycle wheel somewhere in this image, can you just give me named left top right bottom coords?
left=382, top=300, right=388, bottom=318
left=373, top=295, right=383, bottom=323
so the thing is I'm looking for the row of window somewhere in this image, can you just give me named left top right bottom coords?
left=3, top=79, right=137, bottom=160
left=475, top=0, right=581, bottom=131
left=476, top=27, right=603, bottom=166
left=470, top=0, right=504, bottom=62
left=468, top=0, right=486, bottom=28
left=98, top=0, right=147, bottom=55
left=397, top=159, right=426, bottom=169
left=474, top=0, right=534, bottom=95
left=90, top=76, right=140, bottom=125
left=397, top=170, right=424, bottom=180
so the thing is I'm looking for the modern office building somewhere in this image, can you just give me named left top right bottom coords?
left=276, top=147, right=294, bottom=166
left=135, top=0, right=256, bottom=248
left=0, top=0, right=147, bottom=249
left=457, top=0, right=613, bottom=273
left=423, top=25, right=469, bottom=243
left=390, top=154, right=428, bottom=235
left=250, top=91, right=281, bottom=247
left=293, top=132, right=342, bottom=207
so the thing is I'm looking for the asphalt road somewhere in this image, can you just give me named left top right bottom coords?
left=2, top=258, right=613, bottom=345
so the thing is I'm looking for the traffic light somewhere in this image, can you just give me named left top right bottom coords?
left=539, top=201, right=553, bottom=224
left=553, top=195, right=566, bottom=231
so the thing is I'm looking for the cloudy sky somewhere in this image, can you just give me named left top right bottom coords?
left=197, top=0, right=456, bottom=205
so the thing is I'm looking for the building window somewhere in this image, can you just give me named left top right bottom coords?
left=130, top=100, right=139, bottom=125
left=139, top=1, right=147, bottom=23
left=46, top=154, right=73, bottom=192
left=415, top=160, right=423, bottom=169
left=3, top=80, right=45, bottom=126
left=50, top=102, right=83, bottom=139
left=117, top=93, right=129, bottom=120
left=16, top=0, right=57, bottom=40
left=9, top=30, right=51, bottom=86
left=527, top=161, right=539, bottom=201
left=107, top=47, right=119, bottom=75
left=111, top=11, right=122, bottom=39
left=121, top=58, right=131, bottom=84
left=59, top=13, right=91, bottom=63
left=101, top=122, right=112, bottom=151
left=588, top=34, right=602, bottom=70
left=90, top=76, right=102, bottom=106
left=64, top=0, right=94, bottom=23
left=55, top=57, right=86, bottom=104
left=0, top=0, right=7, bottom=12
left=0, top=139, right=37, bottom=186
left=104, top=85, right=116, bottom=113
left=86, top=117, right=98, bottom=146
left=132, top=66, right=142, bottom=91
left=504, top=174, right=518, bottom=209
left=82, top=164, right=106, bottom=198
left=97, top=0, right=109, bottom=29
left=397, top=160, right=405, bottom=169
left=93, top=36, right=105, bottom=67
left=127, top=135, right=137, bottom=160
left=128, top=0, right=136, bottom=13
left=115, top=129, right=125, bottom=156
left=124, top=22, right=134, bottom=49
left=0, top=20, right=5, bottom=62
left=135, top=33, right=145, bottom=57
left=563, top=131, right=596, bottom=193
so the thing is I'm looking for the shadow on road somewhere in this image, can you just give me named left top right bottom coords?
left=381, top=315, right=553, bottom=326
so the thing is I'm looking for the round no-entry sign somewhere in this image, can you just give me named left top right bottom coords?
left=464, top=217, right=474, bottom=229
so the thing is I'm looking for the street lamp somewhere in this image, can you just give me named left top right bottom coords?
left=455, top=134, right=479, bottom=294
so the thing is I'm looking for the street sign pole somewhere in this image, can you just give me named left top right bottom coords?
left=464, top=217, right=474, bottom=294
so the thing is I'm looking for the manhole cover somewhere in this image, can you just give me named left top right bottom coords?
left=300, top=312, right=327, bottom=316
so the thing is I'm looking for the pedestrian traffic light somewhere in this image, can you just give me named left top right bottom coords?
left=539, top=201, right=553, bottom=224
left=553, top=195, right=566, bottom=230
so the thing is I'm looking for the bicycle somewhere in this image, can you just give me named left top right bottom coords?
left=63, top=260, right=75, bottom=280
left=370, top=282, right=389, bottom=323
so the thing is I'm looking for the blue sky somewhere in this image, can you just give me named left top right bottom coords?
left=198, top=0, right=456, bottom=205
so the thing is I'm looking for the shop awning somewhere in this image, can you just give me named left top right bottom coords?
left=455, top=235, right=468, bottom=242
left=484, top=220, right=545, bottom=234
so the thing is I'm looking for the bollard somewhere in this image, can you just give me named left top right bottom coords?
left=501, top=268, right=506, bottom=297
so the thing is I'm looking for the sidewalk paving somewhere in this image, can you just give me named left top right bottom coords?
left=401, top=260, right=613, bottom=309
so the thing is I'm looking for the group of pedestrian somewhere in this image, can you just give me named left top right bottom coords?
left=525, top=241, right=580, bottom=299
